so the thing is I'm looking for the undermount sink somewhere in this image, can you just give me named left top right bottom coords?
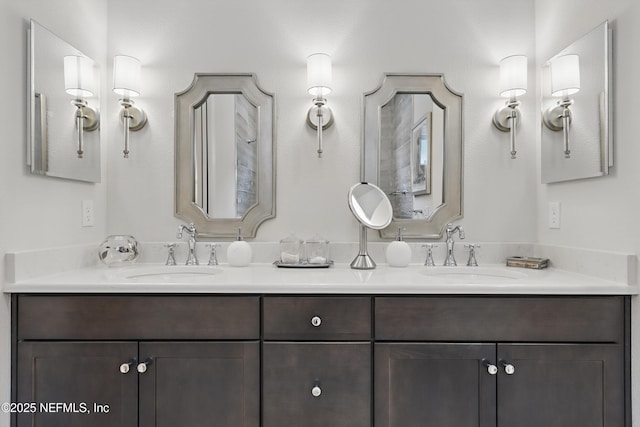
left=418, top=266, right=530, bottom=283
left=117, top=265, right=223, bottom=283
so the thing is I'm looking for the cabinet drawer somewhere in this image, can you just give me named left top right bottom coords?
left=263, top=297, right=371, bottom=340
left=263, top=342, right=371, bottom=427
left=18, top=295, right=260, bottom=340
left=375, top=296, right=624, bottom=342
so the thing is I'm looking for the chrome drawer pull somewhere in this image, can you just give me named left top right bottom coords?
left=481, top=358, right=498, bottom=375
left=311, top=385, right=322, bottom=397
left=137, top=358, right=153, bottom=374
left=500, top=359, right=515, bottom=375
left=311, top=316, right=322, bottom=327
left=119, top=358, right=136, bottom=374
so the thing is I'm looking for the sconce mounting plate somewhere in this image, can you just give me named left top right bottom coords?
left=79, top=106, right=100, bottom=131
left=543, top=104, right=572, bottom=131
left=119, top=105, right=147, bottom=131
left=306, top=105, right=334, bottom=130
left=493, top=103, right=521, bottom=132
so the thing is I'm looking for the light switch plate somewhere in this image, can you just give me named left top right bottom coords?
left=81, top=199, right=94, bottom=227
left=548, top=201, right=561, bottom=229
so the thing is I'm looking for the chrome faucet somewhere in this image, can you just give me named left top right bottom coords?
left=177, top=223, right=199, bottom=265
left=443, top=223, right=465, bottom=266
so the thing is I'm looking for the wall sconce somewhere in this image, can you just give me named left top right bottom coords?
left=543, top=54, right=580, bottom=158
left=493, top=55, right=527, bottom=159
left=306, top=53, right=334, bottom=158
left=113, top=55, right=147, bottom=158
left=64, top=55, right=99, bottom=158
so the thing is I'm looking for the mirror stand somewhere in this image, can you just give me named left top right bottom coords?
left=347, top=182, right=393, bottom=270
left=351, top=225, right=377, bottom=270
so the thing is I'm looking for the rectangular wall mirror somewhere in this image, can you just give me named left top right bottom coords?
left=541, top=20, right=612, bottom=184
left=27, top=19, right=101, bottom=183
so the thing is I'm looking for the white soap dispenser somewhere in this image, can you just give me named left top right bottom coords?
left=385, top=228, right=412, bottom=267
left=227, top=228, right=252, bottom=267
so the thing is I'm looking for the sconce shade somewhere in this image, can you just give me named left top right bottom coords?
left=113, top=55, right=141, bottom=99
left=307, top=53, right=332, bottom=97
left=550, top=54, right=580, bottom=97
left=64, top=55, right=94, bottom=98
left=499, top=55, right=527, bottom=98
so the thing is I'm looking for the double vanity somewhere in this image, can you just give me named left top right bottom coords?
left=17, top=17, right=627, bottom=427
left=6, top=253, right=635, bottom=427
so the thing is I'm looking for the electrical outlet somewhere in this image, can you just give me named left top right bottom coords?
left=548, top=201, right=561, bottom=229
left=81, top=200, right=94, bottom=227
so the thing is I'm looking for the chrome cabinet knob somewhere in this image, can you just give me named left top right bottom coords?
left=500, top=359, right=515, bottom=375
left=481, top=358, right=498, bottom=375
left=137, top=358, right=153, bottom=374
left=311, top=385, right=322, bottom=397
left=311, top=316, right=322, bottom=327
left=119, top=359, right=136, bottom=374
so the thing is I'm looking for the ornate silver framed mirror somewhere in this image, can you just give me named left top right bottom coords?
left=175, top=74, right=275, bottom=238
left=363, top=74, right=463, bottom=239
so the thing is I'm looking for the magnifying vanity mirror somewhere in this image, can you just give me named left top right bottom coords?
left=175, top=74, right=275, bottom=238
left=348, top=182, right=393, bottom=269
left=27, top=19, right=101, bottom=183
left=541, top=20, right=612, bottom=183
left=363, top=74, right=463, bottom=239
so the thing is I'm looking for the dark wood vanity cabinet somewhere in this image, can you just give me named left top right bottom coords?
left=375, top=296, right=628, bottom=427
left=262, top=297, right=372, bottom=427
left=12, top=294, right=630, bottom=427
left=13, top=295, right=260, bottom=427
left=17, top=341, right=139, bottom=427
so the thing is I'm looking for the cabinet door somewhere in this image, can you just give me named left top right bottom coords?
left=138, top=342, right=259, bottom=427
left=17, top=342, right=138, bottom=427
left=263, top=342, right=371, bottom=427
left=375, top=343, right=497, bottom=427
left=497, top=344, right=624, bottom=427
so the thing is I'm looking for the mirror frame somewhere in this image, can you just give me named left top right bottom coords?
left=363, top=74, right=463, bottom=239
left=175, top=74, right=275, bottom=238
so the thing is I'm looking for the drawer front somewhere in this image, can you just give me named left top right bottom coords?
left=263, top=297, right=371, bottom=340
left=375, top=296, right=624, bottom=342
left=263, top=342, right=371, bottom=427
left=18, top=295, right=260, bottom=340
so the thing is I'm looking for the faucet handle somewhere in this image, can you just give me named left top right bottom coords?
left=422, top=244, right=437, bottom=267
left=207, top=243, right=219, bottom=266
left=165, top=244, right=177, bottom=266
left=464, top=244, right=480, bottom=267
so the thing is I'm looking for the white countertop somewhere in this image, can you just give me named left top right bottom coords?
left=4, top=263, right=638, bottom=295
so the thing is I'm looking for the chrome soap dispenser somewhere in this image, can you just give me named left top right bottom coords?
left=385, top=228, right=412, bottom=267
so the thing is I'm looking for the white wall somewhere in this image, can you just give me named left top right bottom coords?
left=105, top=0, right=538, bottom=245
left=0, top=0, right=108, bottom=423
left=535, top=0, right=640, bottom=253
left=535, top=0, right=640, bottom=423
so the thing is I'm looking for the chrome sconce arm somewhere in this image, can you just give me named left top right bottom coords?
left=493, top=55, right=527, bottom=159
left=543, top=98, right=573, bottom=158
left=306, top=53, right=334, bottom=158
left=64, top=55, right=99, bottom=159
left=543, top=54, right=580, bottom=159
left=71, top=99, right=99, bottom=158
left=118, top=98, right=147, bottom=158
left=306, top=95, right=334, bottom=158
left=493, top=98, right=521, bottom=159
left=113, top=55, right=147, bottom=158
